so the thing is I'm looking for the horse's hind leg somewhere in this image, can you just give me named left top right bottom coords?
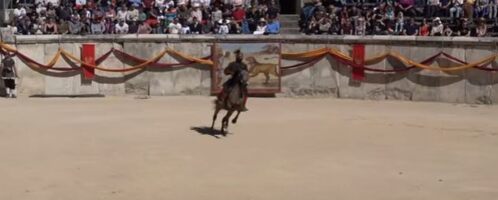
left=211, top=108, right=220, bottom=130
left=221, top=110, right=234, bottom=135
left=232, top=111, right=241, bottom=124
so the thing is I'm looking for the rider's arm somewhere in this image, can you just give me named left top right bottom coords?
left=224, top=64, right=234, bottom=75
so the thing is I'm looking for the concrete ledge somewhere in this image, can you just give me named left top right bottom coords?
left=10, top=34, right=498, bottom=46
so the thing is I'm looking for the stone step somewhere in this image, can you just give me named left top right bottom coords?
left=280, top=20, right=298, bottom=27
left=279, top=14, right=300, bottom=21
left=280, top=27, right=301, bottom=34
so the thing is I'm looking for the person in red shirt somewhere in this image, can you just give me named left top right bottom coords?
left=419, top=18, right=430, bottom=36
left=232, top=5, right=246, bottom=23
left=143, top=0, right=154, bottom=9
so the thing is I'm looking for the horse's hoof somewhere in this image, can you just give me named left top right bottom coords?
left=232, top=119, right=237, bottom=124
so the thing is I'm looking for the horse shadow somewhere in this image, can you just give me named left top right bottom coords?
left=190, top=126, right=231, bottom=139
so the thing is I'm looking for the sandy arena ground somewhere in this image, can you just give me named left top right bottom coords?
left=0, top=96, right=497, bottom=200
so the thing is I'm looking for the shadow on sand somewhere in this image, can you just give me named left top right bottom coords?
left=190, top=126, right=231, bottom=139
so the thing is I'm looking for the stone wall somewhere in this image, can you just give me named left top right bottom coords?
left=3, top=34, right=498, bottom=104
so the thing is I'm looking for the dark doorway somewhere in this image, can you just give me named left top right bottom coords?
left=279, top=0, right=297, bottom=14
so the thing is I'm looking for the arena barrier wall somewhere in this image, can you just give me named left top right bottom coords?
left=2, top=34, right=498, bottom=104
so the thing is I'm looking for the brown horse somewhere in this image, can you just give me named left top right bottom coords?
left=211, top=84, right=245, bottom=135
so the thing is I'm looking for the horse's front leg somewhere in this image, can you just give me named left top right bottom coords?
left=211, top=108, right=220, bottom=130
left=232, top=111, right=241, bottom=124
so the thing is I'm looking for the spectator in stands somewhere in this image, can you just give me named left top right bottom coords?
left=441, top=0, right=452, bottom=17
left=430, top=17, right=444, bottom=36
left=476, top=18, right=488, bottom=36
left=253, top=18, right=267, bottom=34
left=6, top=21, right=18, bottom=35
left=265, top=18, right=280, bottom=34
left=168, top=18, right=182, bottom=34
left=443, top=24, right=453, bottom=35
left=104, top=18, right=115, bottom=34
left=13, top=6, right=27, bottom=21
left=117, top=5, right=128, bottom=22
left=426, top=0, right=440, bottom=18
left=372, top=15, right=388, bottom=35
left=318, top=16, right=331, bottom=34
left=180, top=22, right=191, bottom=34
left=490, top=0, right=498, bottom=19
left=191, top=3, right=203, bottom=23
left=394, top=11, right=404, bottom=34
left=218, top=19, right=230, bottom=34
left=464, top=0, right=475, bottom=20
left=456, top=18, right=472, bottom=35
left=44, top=18, right=58, bottom=34
left=127, top=4, right=140, bottom=22
left=341, top=18, right=353, bottom=35
left=450, top=0, right=464, bottom=19
left=355, top=16, right=367, bottom=35
left=91, top=19, right=105, bottom=34
left=475, top=0, right=490, bottom=18
left=58, top=19, right=69, bottom=34
left=69, top=15, right=82, bottom=34
left=229, top=17, right=242, bottom=33
left=396, top=0, right=417, bottom=17
left=128, top=21, right=139, bottom=33
left=115, top=20, right=129, bottom=34
left=17, top=17, right=32, bottom=35
left=190, top=17, right=203, bottom=34
left=419, top=18, right=431, bottom=36
left=403, top=17, right=419, bottom=35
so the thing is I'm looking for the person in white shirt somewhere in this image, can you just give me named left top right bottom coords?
left=13, top=7, right=27, bottom=19
left=180, top=23, right=191, bottom=34
left=115, top=20, right=129, bottom=34
left=190, top=3, right=203, bottom=23
left=253, top=18, right=267, bottom=35
left=168, top=18, right=182, bottom=34
left=127, top=5, right=139, bottom=22
left=117, top=6, right=128, bottom=22
left=430, top=17, right=444, bottom=36
left=211, top=6, right=223, bottom=23
left=218, top=19, right=230, bottom=34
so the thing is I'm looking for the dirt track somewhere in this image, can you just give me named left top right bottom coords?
left=0, top=96, right=497, bottom=200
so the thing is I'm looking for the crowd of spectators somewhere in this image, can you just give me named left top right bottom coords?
left=4, top=0, right=281, bottom=35
left=300, top=0, right=496, bottom=36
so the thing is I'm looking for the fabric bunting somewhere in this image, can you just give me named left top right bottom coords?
left=281, top=47, right=498, bottom=73
left=0, top=42, right=213, bottom=73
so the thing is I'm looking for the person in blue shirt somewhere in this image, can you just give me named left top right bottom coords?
left=265, top=19, right=280, bottom=35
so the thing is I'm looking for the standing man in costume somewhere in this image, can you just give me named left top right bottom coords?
left=1, top=54, right=18, bottom=98
left=218, top=49, right=249, bottom=112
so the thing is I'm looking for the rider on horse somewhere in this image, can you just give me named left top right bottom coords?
left=217, top=49, right=249, bottom=112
